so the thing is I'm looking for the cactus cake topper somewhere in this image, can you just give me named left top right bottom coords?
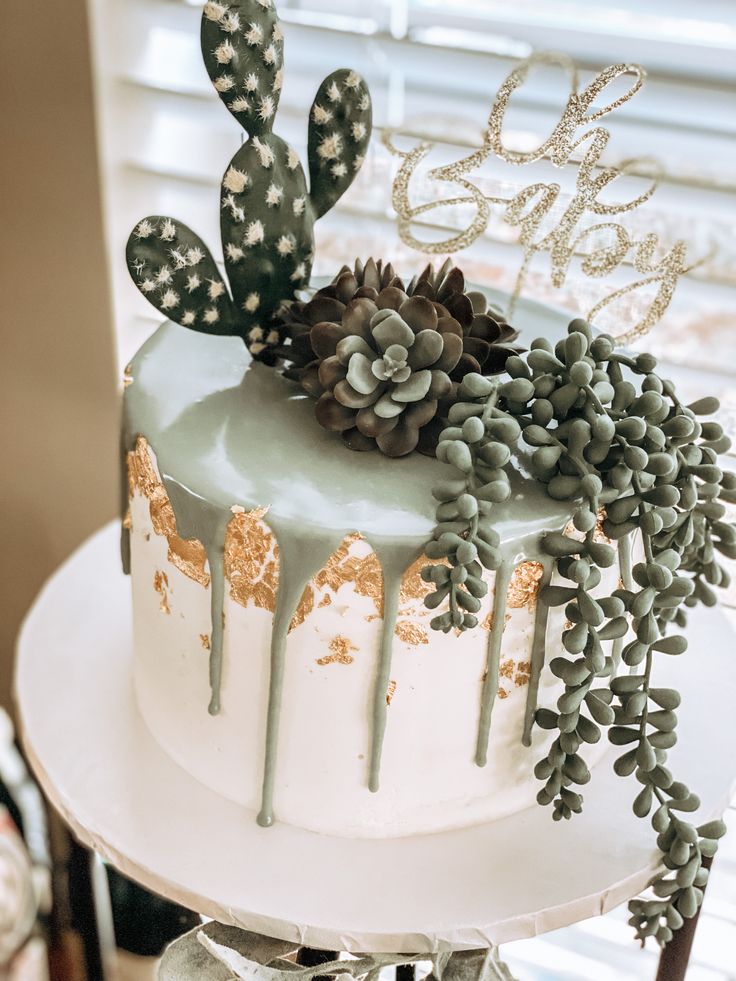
left=126, top=0, right=373, bottom=360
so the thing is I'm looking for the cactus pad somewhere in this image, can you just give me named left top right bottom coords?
left=127, top=1, right=373, bottom=359
left=201, top=0, right=283, bottom=138
left=126, top=217, right=238, bottom=335
left=308, top=69, right=372, bottom=220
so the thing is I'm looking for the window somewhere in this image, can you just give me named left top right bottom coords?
left=89, top=0, right=736, bottom=403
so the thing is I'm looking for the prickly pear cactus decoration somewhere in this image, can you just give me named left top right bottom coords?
left=126, top=0, right=373, bottom=360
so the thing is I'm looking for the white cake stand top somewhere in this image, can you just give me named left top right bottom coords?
left=15, top=524, right=736, bottom=953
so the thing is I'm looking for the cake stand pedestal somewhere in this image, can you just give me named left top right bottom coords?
left=15, top=524, right=736, bottom=970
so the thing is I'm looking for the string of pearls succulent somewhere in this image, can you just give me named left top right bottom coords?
left=424, top=317, right=735, bottom=947
left=420, top=373, right=522, bottom=632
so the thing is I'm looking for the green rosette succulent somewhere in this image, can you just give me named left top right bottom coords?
left=277, top=258, right=522, bottom=385
left=307, top=295, right=461, bottom=456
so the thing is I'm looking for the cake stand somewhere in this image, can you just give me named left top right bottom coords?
left=15, top=524, right=736, bottom=966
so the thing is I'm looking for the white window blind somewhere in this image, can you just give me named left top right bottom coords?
left=88, top=0, right=736, bottom=399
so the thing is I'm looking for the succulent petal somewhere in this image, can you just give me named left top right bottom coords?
left=376, top=417, right=420, bottom=457
left=371, top=311, right=415, bottom=352
left=392, top=365, right=412, bottom=383
left=334, top=379, right=381, bottom=408
left=374, top=391, right=405, bottom=418
left=391, top=368, right=432, bottom=403
left=347, top=352, right=381, bottom=394
left=384, top=343, right=409, bottom=363
left=315, top=393, right=356, bottom=431
left=356, top=406, right=399, bottom=437
left=398, top=295, right=438, bottom=333
left=336, top=334, right=375, bottom=365
left=407, top=329, right=444, bottom=369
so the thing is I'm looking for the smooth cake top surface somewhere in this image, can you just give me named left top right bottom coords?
left=124, top=288, right=572, bottom=550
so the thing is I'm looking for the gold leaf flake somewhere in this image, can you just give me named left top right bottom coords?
left=153, top=570, right=171, bottom=614
left=316, top=636, right=356, bottom=666
left=200, top=634, right=211, bottom=651
left=395, top=621, right=429, bottom=645
left=386, top=680, right=397, bottom=705
left=506, top=561, right=545, bottom=610
left=128, top=438, right=210, bottom=587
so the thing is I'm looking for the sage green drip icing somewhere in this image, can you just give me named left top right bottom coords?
left=475, top=561, right=513, bottom=768
left=163, top=478, right=231, bottom=716
left=366, top=544, right=412, bottom=794
left=120, top=427, right=132, bottom=576
left=256, top=520, right=345, bottom=829
left=521, top=556, right=555, bottom=747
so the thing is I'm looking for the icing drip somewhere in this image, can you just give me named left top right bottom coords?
left=366, top=545, right=409, bottom=793
left=256, top=522, right=343, bottom=828
left=521, top=556, right=554, bottom=747
left=162, top=479, right=230, bottom=716
left=475, top=562, right=513, bottom=767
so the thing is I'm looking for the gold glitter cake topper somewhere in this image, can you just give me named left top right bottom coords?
left=386, top=52, right=703, bottom=344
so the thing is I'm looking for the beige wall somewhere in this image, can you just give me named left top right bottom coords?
left=1, top=1, right=119, bottom=710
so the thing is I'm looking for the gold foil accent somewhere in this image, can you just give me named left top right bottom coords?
left=225, top=507, right=280, bottom=615
left=318, top=594, right=332, bottom=608
left=122, top=507, right=132, bottom=530
left=317, top=636, right=356, bottom=666
left=506, top=561, right=545, bottom=610
left=395, top=621, right=429, bottom=646
left=153, top=570, right=171, bottom=614
left=386, top=680, right=397, bottom=705
left=497, top=688, right=509, bottom=700
left=200, top=634, right=210, bottom=651
left=128, top=438, right=210, bottom=587
left=386, top=53, right=696, bottom=343
left=123, top=363, right=134, bottom=387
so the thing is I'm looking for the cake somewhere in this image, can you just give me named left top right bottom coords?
left=122, top=311, right=628, bottom=837
left=122, top=0, right=734, bottom=946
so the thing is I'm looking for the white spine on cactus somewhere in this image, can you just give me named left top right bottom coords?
left=245, top=23, right=263, bottom=46
left=317, top=133, right=343, bottom=161
left=292, top=196, right=306, bottom=216
left=276, top=235, right=295, bottom=256
left=244, top=221, right=265, bottom=246
left=226, top=244, right=245, bottom=263
left=207, top=280, right=226, bottom=300
left=265, top=183, right=284, bottom=206
left=160, top=289, right=180, bottom=310
left=186, top=274, right=201, bottom=293
left=135, top=219, right=154, bottom=239
left=214, top=75, right=235, bottom=92
left=159, top=219, right=177, bottom=241
left=291, top=261, right=307, bottom=282
left=223, top=167, right=249, bottom=193
left=214, top=40, right=235, bottom=64
left=252, top=137, right=275, bottom=167
left=244, top=292, right=261, bottom=313
left=258, top=95, right=276, bottom=121
left=203, top=307, right=220, bottom=324
left=186, top=247, right=205, bottom=266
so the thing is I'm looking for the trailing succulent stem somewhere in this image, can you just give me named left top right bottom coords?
left=421, top=373, right=522, bottom=630
left=423, top=317, right=735, bottom=946
left=127, top=0, right=372, bottom=359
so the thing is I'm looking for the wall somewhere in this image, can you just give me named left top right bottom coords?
left=0, top=0, right=119, bottom=710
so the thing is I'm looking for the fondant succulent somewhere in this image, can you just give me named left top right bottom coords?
left=275, top=258, right=404, bottom=380
left=126, top=0, right=372, bottom=361
left=307, top=296, right=461, bottom=457
left=277, top=258, right=522, bottom=387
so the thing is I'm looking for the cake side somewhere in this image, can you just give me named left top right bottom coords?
left=122, top=318, right=629, bottom=837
